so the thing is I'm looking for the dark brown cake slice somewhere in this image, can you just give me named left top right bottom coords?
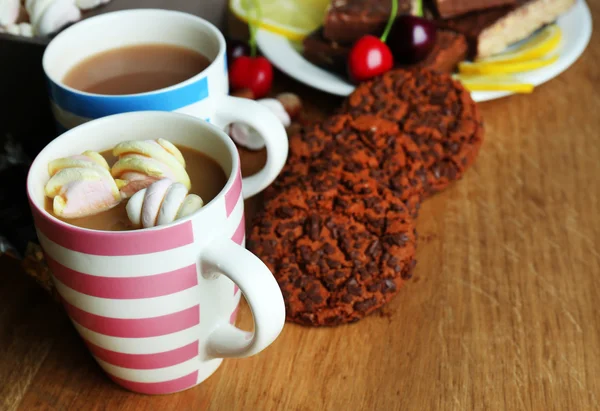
left=432, top=0, right=516, bottom=19
left=401, top=30, right=468, bottom=73
left=302, top=27, right=351, bottom=74
left=303, top=27, right=467, bottom=74
left=323, top=0, right=417, bottom=44
left=437, top=0, right=575, bottom=58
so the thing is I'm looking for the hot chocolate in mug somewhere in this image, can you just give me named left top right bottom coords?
left=43, top=8, right=288, bottom=198
left=27, top=111, right=286, bottom=395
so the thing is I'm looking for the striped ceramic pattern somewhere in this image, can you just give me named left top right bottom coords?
left=31, top=170, right=244, bottom=395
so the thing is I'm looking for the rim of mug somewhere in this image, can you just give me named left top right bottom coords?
left=27, top=110, right=242, bottom=234
left=42, top=9, right=227, bottom=98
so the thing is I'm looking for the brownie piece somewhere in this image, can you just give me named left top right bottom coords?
left=281, top=114, right=427, bottom=216
left=304, top=27, right=467, bottom=74
left=437, top=0, right=575, bottom=58
left=432, top=0, right=516, bottom=19
left=341, top=68, right=484, bottom=195
left=323, top=0, right=417, bottom=44
left=302, top=27, right=350, bottom=75
left=248, top=169, right=417, bottom=326
left=402, top=30, right=468, bottom=73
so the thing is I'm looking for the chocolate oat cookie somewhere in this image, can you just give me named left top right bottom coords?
left=283, top=114, right=427, bottom=216
left=341, top=68, right=484, bottom=195
left=248, top=169, right=417, bottom=326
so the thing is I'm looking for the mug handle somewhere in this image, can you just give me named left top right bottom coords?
left=201, top=237, right=286, bottom=358
left=210, top=95, right=289, bottom=199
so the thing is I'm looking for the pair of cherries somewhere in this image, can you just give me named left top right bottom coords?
left=227, top=39, right=273, bottom=99
left=348, top=15, right=437, bottom=83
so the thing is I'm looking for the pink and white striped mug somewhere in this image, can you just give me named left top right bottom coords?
left=27, top=111, right=286, bottom=395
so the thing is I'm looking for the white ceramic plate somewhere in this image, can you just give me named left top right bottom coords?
left=257, top=0, right=592, bottom=102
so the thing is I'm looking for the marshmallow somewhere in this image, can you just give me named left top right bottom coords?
left=75, top=0, right=110, bottom=10
left=112, top=139, right=191, bottom=199
left=3, top=22, right=32, bottom=36
left=0, top=0, right=20, bottom=26
left=258, top=98, right=292, bottom=127
left=126, top=179, right=204, bottom=228
left=228, top=98, right=291, bottom=150
left=45, top=151, right=121, bottom=219
left=17, top=22, right=33, bottom=36
left=26, top=0, right=81, bottom=36
left=228, top=123, right=266, bottom=151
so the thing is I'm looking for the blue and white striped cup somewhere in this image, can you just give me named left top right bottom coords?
left=42, top=9, right=288, bottom=198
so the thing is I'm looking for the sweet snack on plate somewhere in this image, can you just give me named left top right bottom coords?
left=323, top=0, right=418, bottom=43
left=282, top=114, right=426, bottom=216
left=44, top=150, right=121, bottom=218
left=341, top=68, right=484, bottom=195
left=400, top=30, right=468, bottom=73
left=303, top=27, right=351, bottom=74
left=111, top=139, right=191, bottom=198
left=248, top=164, right=417, bottom=326
left=437, top=0, right=576, bottom=59
left=126, top=179, right=204, bottom=228
left=304, top=27, right=466, bottom=75
left=431, top=0, right=516, bottom=19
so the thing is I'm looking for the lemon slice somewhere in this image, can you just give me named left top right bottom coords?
left=459, top=54, right=559, bottom=75
left=454, top=74, right=534, bottom=94
left=230, top=0, right=330, bottom=41
left=476, top=25, right=562, bottom=64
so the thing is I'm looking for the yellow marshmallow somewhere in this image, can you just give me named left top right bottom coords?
left=45, top=167, right=119, bottom=200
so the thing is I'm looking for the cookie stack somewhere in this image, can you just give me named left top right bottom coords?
left=248, top=68, right=484, bottom=327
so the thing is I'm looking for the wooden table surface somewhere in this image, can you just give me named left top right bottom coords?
left=2, top=8, right=600, bottom=411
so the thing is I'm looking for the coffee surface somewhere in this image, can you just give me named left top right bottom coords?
left=62, top=44, right=210, bottom=95
left=45, top=145, right=228, bottom=231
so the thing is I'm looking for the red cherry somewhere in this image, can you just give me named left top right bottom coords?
left=229, top=56, right=273, bottom=99
left=347, top=35, right=394, bottom=84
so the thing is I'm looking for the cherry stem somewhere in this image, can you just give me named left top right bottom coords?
left=415, top=0, right=424, bottom=17
left=248, top=0, right=262, bottom=57
left=380, top=0, right=398, bottom=43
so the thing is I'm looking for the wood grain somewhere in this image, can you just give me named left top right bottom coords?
left=2, top=5, right=600, bottom=410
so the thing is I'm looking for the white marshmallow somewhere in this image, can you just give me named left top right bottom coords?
left=125, top=179, right=204, bottom=229
left=258, top=98, right=291, bottom=127
left=4, top=23, right=19, bottom=34
left=27, top=0, right=81, bottom=36
left=228, top=123, right=267, bottom=151
left=0, top=0, right=20, bottom=26
left=75, top=0, right=110, bottom=10
left=156, top=182, right=189, bottom=226
left=3, top=22, right=34, bottom=37
left=126, top=188, right=146, bottom=227
left=227, top=98, right=290, bottom=150
left=176, top=194, right=204, bottom=220
left=45, top=151, right=121, bottom=219
left=18, top=22, right=33, bottom=36
left=140, top=178, right=172, bottom=228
